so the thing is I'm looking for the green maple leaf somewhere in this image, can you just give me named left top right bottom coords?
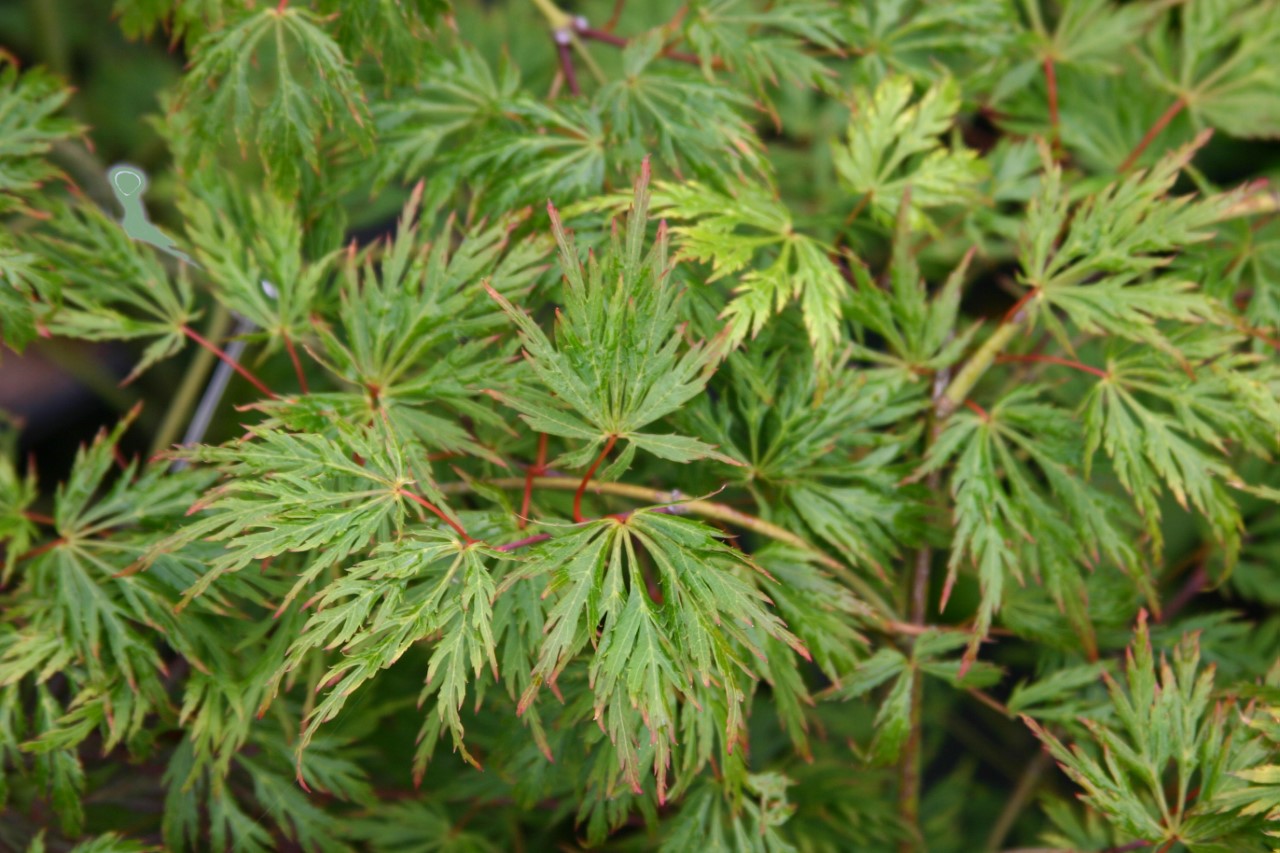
left=833, top=74, right=986, bottom=230
left=0, top=239, right=53, bottom=355
left=682, top=332, right=927, bottom=575
left=507, top=509, right=807, bottom=802
left=0, top=419, right=36, bottom=582
left=921, top=386, right=1147, bottom=661
left=0, top=56, right=81, bottom=216
left=847, top=0, right=1016, bottom=85
left=174, top=5, right=372, bottom=194
left=278, top=184, right=547, bottom=464
left=143, top=418, right=462, bottom=614
left=1015, top=132, right=1230, bottom=360
left=316, top=0, right=448, bottom=86
left=488, top=159, right=736, bottom=471
left=33, top=200, right=196, bottom=382
left=369, top=46, right=522, bottom=192
left=680, top=0, right=846, bottom=106
left=829, top=630, right=1001, bottom=764
left=991, top=0, right=1160, bottom=105
left=597, top=32, right=767, bottom=185
left=846, top=198, right=981, bottom=375
left=112, top=0, right=239, bottom=44
left=1025, top=612, right=1275, bottom=849
left=1080, top=328, right=1280, bottom=569
left=1136, top=0, right=1280, bottom=142
left=179, top=183, right=330, bottom=352
left=272, top=533, right=510, bottom=776
left=572, top=176, right=849, bottom=367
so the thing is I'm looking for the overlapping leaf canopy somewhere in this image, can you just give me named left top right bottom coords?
left=3, top=0, right=1280, bottom=850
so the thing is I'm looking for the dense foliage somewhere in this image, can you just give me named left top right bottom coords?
left=2, top=0, right=1280, bottom=850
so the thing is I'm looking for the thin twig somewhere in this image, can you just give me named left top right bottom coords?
left=898, top=544, right=931, bottom=852
left=171, top=316, right=256, bottom=470
left=400, top=489, right=475, bottom=545
left=603, top=0, right=626, bottom=31
left=1120, top=98, right=1186, bottom=173
left=283, top=333, right=309, bottom=394
left=181, top=325, right=277, bottom=400
left=441, top=475, right=903, bottom=624
left=995, top=353, right=1108, bottom=379
left=495, top=533, right=551, bottom=552
left=985, top=750, right=1051, bottom=853
left=15, top=537, right=66, bottom=563
left=898, top=396, right=944, bottom=853
left=938, top=320, right=1025, bottom=418
left=529, top=0, right=573, bottom=30
left=152, top=306, right=232, bottom=459
left=575, top=21, right=708, bottom=66
left=967, top=688, right=1011, bottom=717
left=964, top=398, right=991, bottom=420
left=519, top=433, right=548, bottom=529
left=1002, top=286, right=1040, bottom=325
left=1042, top=56, right=1059, bottom=150
left=554, top=31, right=581, bottom=96
left=1159, top=563, right=1208, bottom=623
left=573, top=436, right=617, bottom=523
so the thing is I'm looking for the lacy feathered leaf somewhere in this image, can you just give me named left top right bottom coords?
left=508, top=510, right=807, bottom=801
left=490, top=160, right=733, bottom=468
left=174, top=5, right=372, bottom=193
left=834, top=75, right=986, bottom=229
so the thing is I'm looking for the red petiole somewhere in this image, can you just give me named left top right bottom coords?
left=181, top=325, right=278, bottom=400
left=996, top=353, right=1109, bottom=379
left=519, top=433, right=549, bottom=529
left=400, top=489, right=476, bottom=545
left=573, top=435, right=617, bottom=524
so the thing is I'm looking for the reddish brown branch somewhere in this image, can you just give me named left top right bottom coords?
left=573, top=435, right=617, bottom=523
left=995, top=353, right=1108, bottom=379
left=400, top=489, right=476, bottom=544
left=283, top=333, right=309, bottom=394
left=575, top=24, right=708, bottom=67
left=17, top=537, right=66, bottom=563
left=603, top=0, right=626, bottom=31
left=577, top=26, right=626, bottom=47
left=1159, top=563, right=1208, bottom=623
left=1043, top=55, right=1059, bottom=147
left=181, top=326, right=278, bottom=400
left=496, top=533, right=551, bottom=552
left=967, top=688, right=1011, bottom=717
left=555, top=33, right=581, bottom=96
left=1002, top=286, right=1040, bottom=325
left=519, top=433, right=549, bottom=529
left=1120, top=98, right=1187, bottom=173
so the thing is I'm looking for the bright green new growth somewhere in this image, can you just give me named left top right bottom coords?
left=3, top=0, right=1280, bottom=850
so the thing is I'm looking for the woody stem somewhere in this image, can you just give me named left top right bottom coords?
left=443, top=474, right=900, bottom=624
